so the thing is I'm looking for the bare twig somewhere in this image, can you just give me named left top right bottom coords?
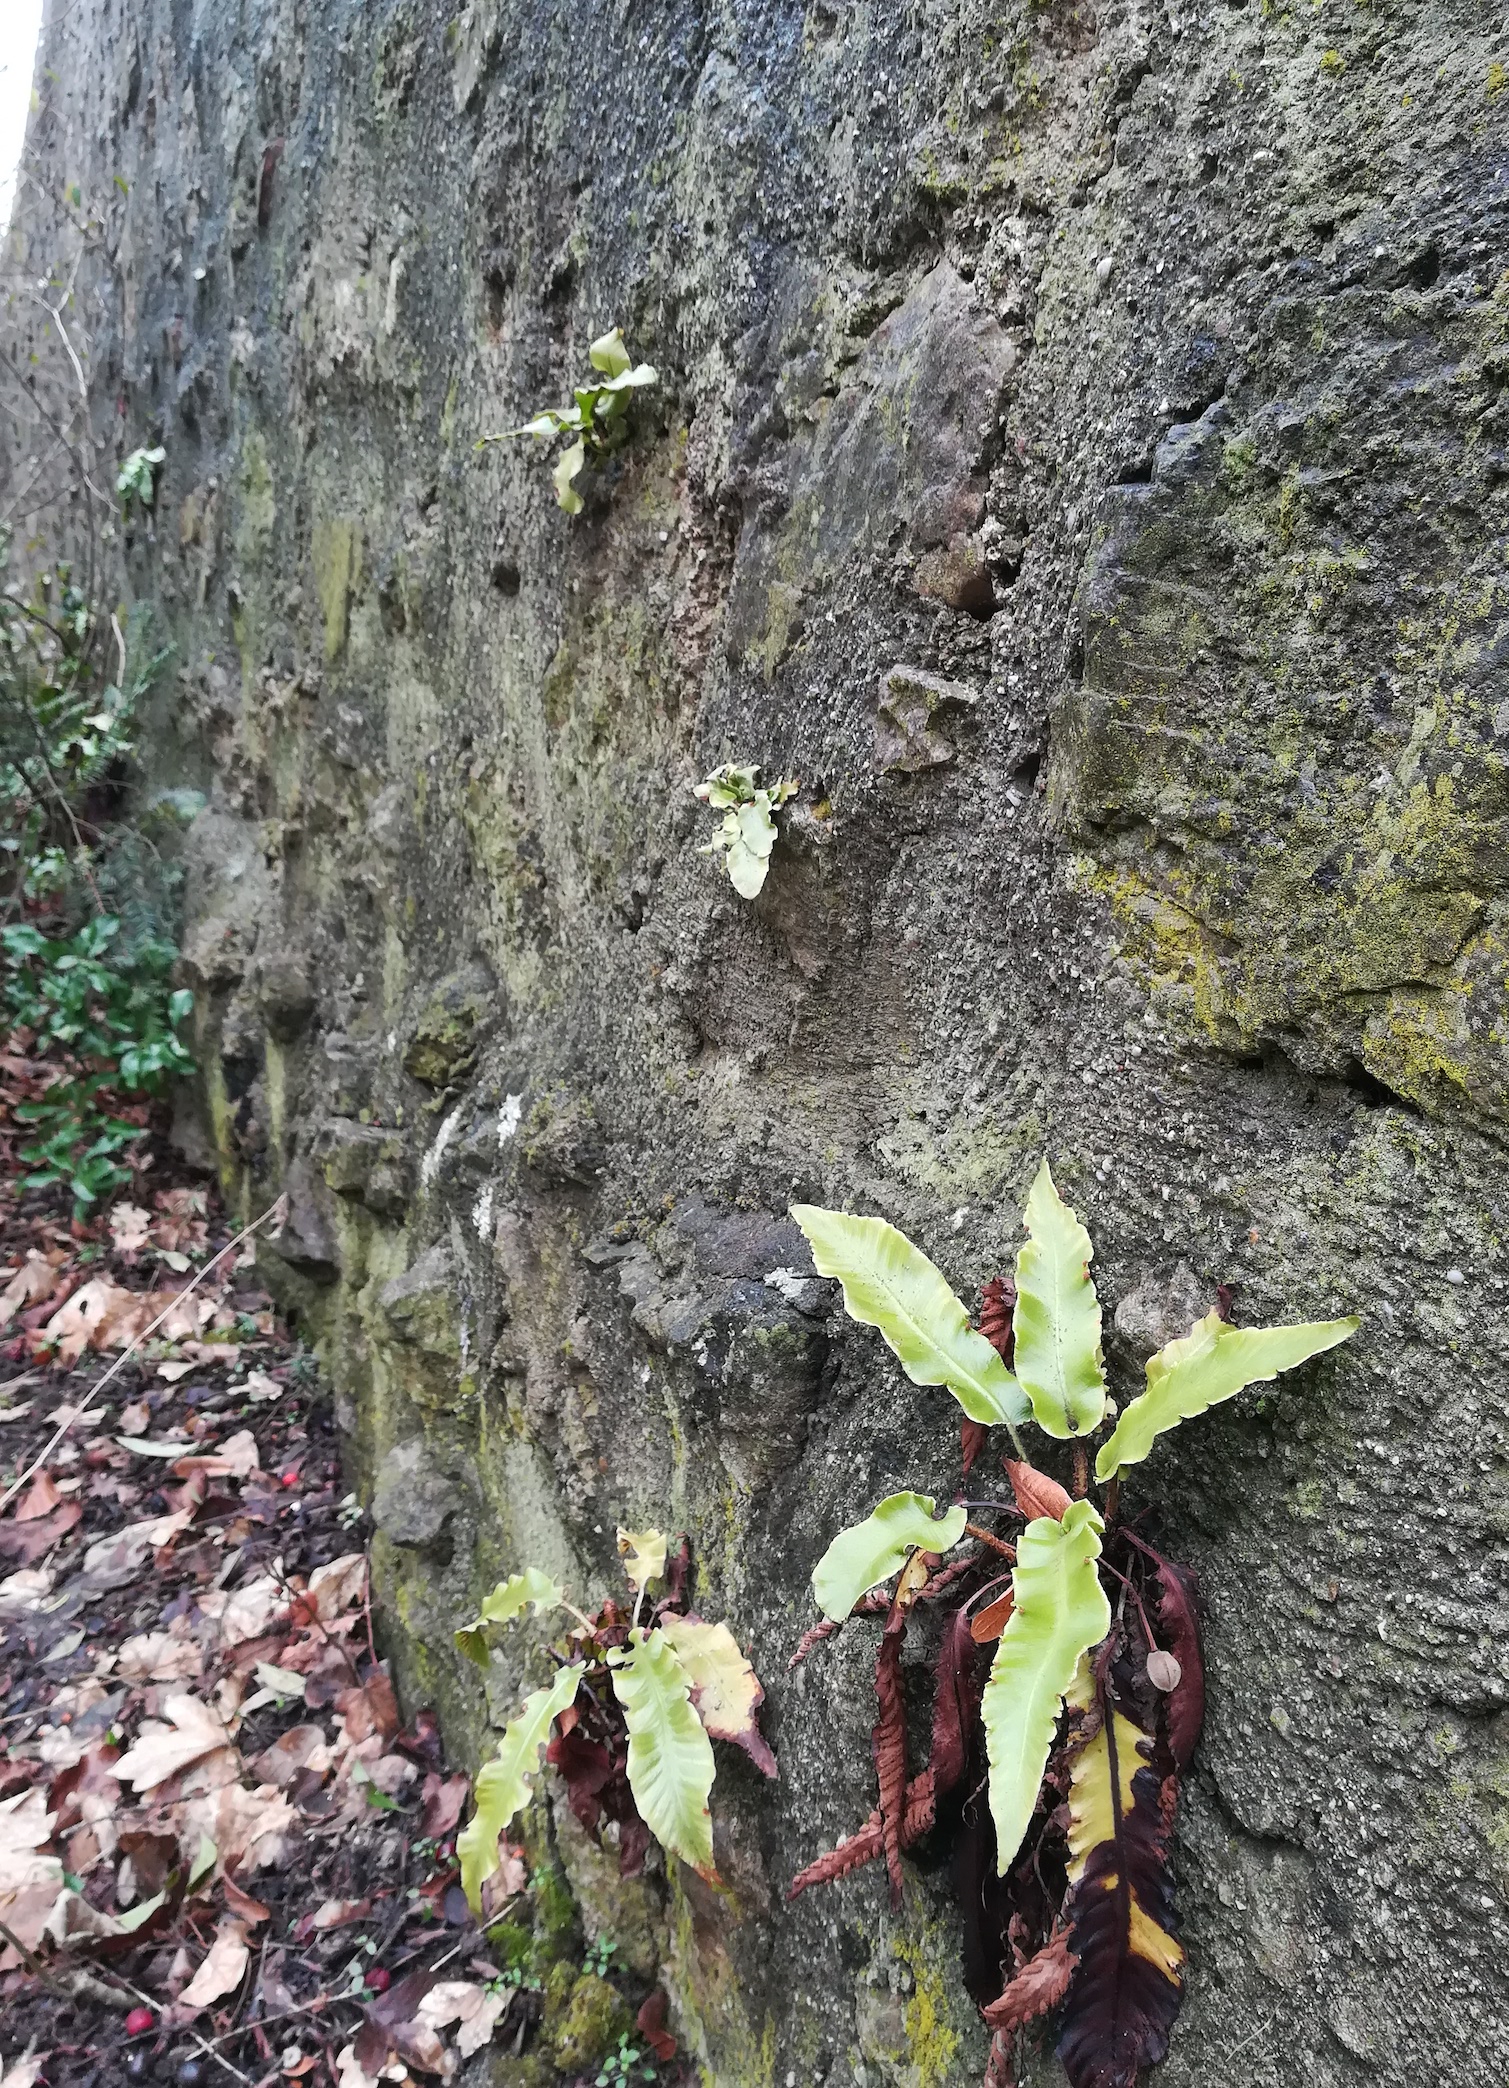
left=0, top=1197, right=286, bottom=1514
left=110, top=1966, right=255, bottom=2085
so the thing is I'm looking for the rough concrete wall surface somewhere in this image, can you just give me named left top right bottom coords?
left=8, top=0, right=1509, bottom=2080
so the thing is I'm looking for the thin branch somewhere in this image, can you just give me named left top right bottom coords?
left=0, top=1198, right=287, bottom=1514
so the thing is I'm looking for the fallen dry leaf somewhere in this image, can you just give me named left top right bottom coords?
left=221, top=1873, right=272, bottom=1925
left=109, top=1204, right=153, bottom=1254
left=306, top=1553, right=366, bottom=1620
left=243, top=1369, right=283, bottom=1402
left=0, top=1788, right=64, bottom=1951
left=205, top=1782, right=297, bottom=1872
left=212, top=1575, right=287, bottom=1647
left=117, top=1631, right=205, bottom=1684
left=179, top=1342, right=242, bottom=1368
left=253, top=1725, right=332, bottom=1790
left=0, top=1501, right=82, bottom=1564
left=415, top=1979, right=509, bottom=2057
left=153, top=1188, right=209, bottom=1256
left=417, top=1771, right=469, bottom=1841
left=116, top=1695, right=237, bottom=1793
left=0, top=1568, right=53, bottom=1616
left=156, top=1360, right=195, bottom=1384
left=0, top=1251, right=65, bottom=1329
left=173, top=1428, right=260, bottom=1480
left=12, top=1471, right=62, bottom=1523
left=179, top=1918, right=250, bottom=2007
left=0, top=2053, right=48, bottom=2088
left=336, top=1671, right=399, bottom=1743
left=335, top=2047, right=404, bottom=2088
left=82, top=1509, right=193, bottom=1580
left=311, top=1895, right=371, bottom=1930
left=41, top=1279, right=141, bottom=1364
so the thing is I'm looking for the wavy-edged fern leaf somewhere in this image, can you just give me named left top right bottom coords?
left=792, top=1205, right=1028, bottom=1429
left=656, top=1613, right=777, bottom=1777
left=982, top=1500, right=1111, bottom=1875
left=609, top=1627, right=717, bottom=1879
left=454, top=1567, right=564, bottom=1666
left=811, top=1491, right=968, bottom=1622
left=1012, top=1160, right=1106, bottom=1438
left=1057, top=1657, right=1183, bottom=2088
left=1095, top=1309, right=1360, bottom=1481
left=459, top=1662, right=584, bottom=1909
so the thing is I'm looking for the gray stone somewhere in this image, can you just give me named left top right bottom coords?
left=1112, top=1262, right=1213, bottom=1363
left=873, top=665, right=980, bottom=774
left=370, top=1437, right=457, bottom=1549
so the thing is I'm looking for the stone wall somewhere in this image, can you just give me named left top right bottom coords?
left=8, top=0, right=1509, bottom=2080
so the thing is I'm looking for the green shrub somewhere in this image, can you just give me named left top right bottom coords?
left=0, top=526, right=193, bottom=1211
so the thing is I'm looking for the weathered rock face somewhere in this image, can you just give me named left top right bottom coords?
left=9, top=0, right=1509, bottom=2079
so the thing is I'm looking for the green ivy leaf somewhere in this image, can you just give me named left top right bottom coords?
left=810, top=1491, right=968, bottom=1622
left=981, top=1499, right=1111, bottom=1874
left=455, top=1567, right=564, bottom=1666
left=792, top=1206, right=1028, bottom=1429
left=1095, top=1309, right=1361, bottom=1481
left=459, top=1663, right=585, bottom=1909
left=1012, top=1160, right=1106, bottom=1438
left=608, top=1627, right=717, bottom=1878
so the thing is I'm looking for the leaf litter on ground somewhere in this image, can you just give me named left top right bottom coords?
left=0, top=1164, right=581, bottom=2088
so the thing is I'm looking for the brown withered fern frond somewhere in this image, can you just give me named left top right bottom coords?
left=978, top=1275, right=1016, bottom=1361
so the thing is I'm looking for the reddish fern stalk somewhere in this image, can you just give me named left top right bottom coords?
left=786, top=1770, right=937, bottom=1900
left=873, top=1601, right=909, bottom=1908
left=788, top=1589, right=890, bottom=1669
left=984, top=2030, right=1017, bottom=2088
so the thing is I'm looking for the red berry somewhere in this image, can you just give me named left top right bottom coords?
left=280, top=1470, right=299, bottom=1487
left=125, top=2005, right=155, bottom=2036
left=367, top=1967, right=390, bottom=1993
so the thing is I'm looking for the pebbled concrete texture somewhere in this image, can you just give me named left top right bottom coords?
left=6, top=0, right=1509, bottom=2080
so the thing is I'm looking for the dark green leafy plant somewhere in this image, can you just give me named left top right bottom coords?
left=1, top=527, right=193, bottom=1210
left=789, top=1163, right=1359, bottom=2088
left=2, top=918, right=192, bottom=1207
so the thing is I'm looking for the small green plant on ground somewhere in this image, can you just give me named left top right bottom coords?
left=455, top=1529, right=776, bottom=1914
left=694, top=762, right=799, bottom=897
left=583, top=1934, right=618, bottom=1979
left=787, top=1162, right=1358, bottom=2088
left=596, top=2035, right=656, bottom=2086
left=479, top=327, right=658, bottom=513
left=1, top=527, right=193, bottom=1209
